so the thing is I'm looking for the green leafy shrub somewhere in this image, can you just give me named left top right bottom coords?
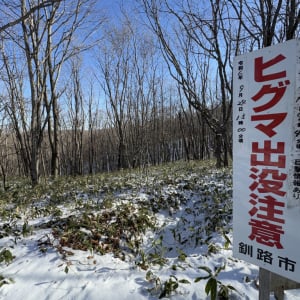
left=0, top=248, right=15, bottom=265
left=0, top=275, right=14, bottom=288
left=51, top=202, right=156, bottom=258
left=146, top=271, right=190, bottom=299
left=195, top=265, right=238, bottom=300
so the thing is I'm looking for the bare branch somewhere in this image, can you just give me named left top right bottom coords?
left=0, top=0, right=62, bottom=32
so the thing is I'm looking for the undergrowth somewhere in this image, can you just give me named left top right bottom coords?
left=0, top=160, right=237, bottom=299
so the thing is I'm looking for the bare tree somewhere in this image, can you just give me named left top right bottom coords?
left=229, top=0, right=300, bottom=48
left=86, top=80, right=99, bottom=174
left=140, top=0, right=240, bottom=167
left=0, top=0, right=62, bottom=32
left=0, top=0, right=101, bottom=184
left=96, top=24, right=133, bottom=170
left=42, top=0, right=101, bottom=177
left=69, top=58, right=85, bottom=175
left=123, top=19, right=161, bottom=168
left=0, top=43, right=32, bottom=178
left=284, top=0, right=300, bottom=40
left=0, top=108, right=11, bottom=190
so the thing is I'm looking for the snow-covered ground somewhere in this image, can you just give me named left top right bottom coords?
left=0, top=161, right=299, bottom=299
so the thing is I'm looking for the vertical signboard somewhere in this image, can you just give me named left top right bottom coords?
left=233, top=39, right=300, bottom=282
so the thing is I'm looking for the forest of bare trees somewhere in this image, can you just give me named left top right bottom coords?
left=0, top=0, right=299, bottom=187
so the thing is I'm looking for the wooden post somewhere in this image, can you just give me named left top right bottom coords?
left=259, top=268, right=271, bottom=300
left=270, top=272, right=300, bottom=300
left=259, top=267, right=300, bottom=299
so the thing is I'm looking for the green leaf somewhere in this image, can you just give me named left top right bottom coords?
left=194, top=275, right=210, bottom=282
left=222, top=232, right=232, bottom=249
left=0, top=249, right=15, bottom=264
left=0, top=276, right=11, bottom=288
left=178, top=250, right=187, bottom=262
left=172, top=282, right=179, bottom=290
left=215, top=264, right=226, bottom=275
left=159, top=289, right=166, bottom=299
left=205, top=277, right=217, bottom=300
left=205, top=277, right=213, bottom=295
left=218, top=284, right=229, bottom=298
left=64, top=266, right=69, bottom=274
left=198, top=265, right=212, bottom=275
left=179, top=279, right=191, bottom=284
left=146, top=270, right=153, bottom=281
left=227, top=285, right=238, bottom=292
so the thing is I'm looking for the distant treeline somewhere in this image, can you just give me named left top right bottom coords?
left=0, top=0, right=298, bottom=186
